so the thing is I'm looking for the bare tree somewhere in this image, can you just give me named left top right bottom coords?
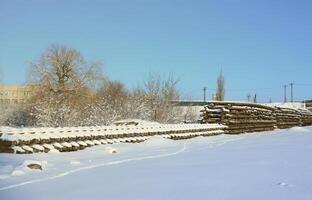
left=25, top=44, right=104, bottom=127
left=127, top=88, right=152, bottom=120
left=12, top=45, right=183, bottom=127
left=88, top=81, right=130, bottom=125
left=96, top=81, right=129, bottom=110
left=28, top=44, right=103, bottom=92
left=215, top=70, right=225, bottom=101
left=182, top=106, right=198, bottom=123
left=0, top=103, right=31, bottom=127
left=140, top=73, right=180, bottom=123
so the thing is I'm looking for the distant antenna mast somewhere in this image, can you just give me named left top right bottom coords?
left=283, top=85, right=287, bottom=103
left=290, top=82, right=294, bottom=103
left=203, top=87, right=207, bottom=102
left=247, top=94, right=251, bottom=102
left=253, top=94, right=257, bottom=103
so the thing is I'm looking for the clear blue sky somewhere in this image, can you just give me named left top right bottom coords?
left=1, top=0, right=312, bottom=102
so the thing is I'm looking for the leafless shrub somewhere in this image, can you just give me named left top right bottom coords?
left=215, top=70, right=225, bottom=101
left=137, top=73, right=180, bottom=123
left=6, top=45, right=182, bottom=127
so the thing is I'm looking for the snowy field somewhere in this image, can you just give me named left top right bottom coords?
left=1, top=127, right=312, bottom=200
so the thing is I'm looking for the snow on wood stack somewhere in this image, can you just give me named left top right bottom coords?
left=300, top=109, right=312, bottom=126
left=201, top=102, right=276, bottom=134
left=274, top=107, right=301, bottom=129
left=201, top=101, right=312, bottom=133
left=0, top=123, right=227, bottom=154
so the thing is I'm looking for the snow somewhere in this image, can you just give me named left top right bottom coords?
left=111, top=119, right=160, bottom=126
left=85, top=140, right=95, bottom=146
left=60, top=142, right=72, bottom=148
left=32, top=144, right=45, bottom=152
left=70, top=141, right=80, bottom=148
left=0, top=127, right=312, bottom=200
left=9, top=160, right=48, bottom=177
left=12, top=146, right=25, bottom=154
left=21, top=146, right=33, bottom=153
left=11, top=170, right=25, bottom=177
left=263, top=102, right=306, bottom=109
left=42, top=144, right=54, bottom=150
left=77, top=141, right=87, bottom=147
left=70, top=160, right=81, bottom=165
left=52, top=143, right=63, bottom=149
left=48, top=149, right=60, bottom=154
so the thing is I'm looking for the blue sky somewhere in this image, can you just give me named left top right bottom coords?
left=1, top=0, right=312, bottom=102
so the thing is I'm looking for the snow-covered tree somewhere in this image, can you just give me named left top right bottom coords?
left=16, top=45, right=182, bottom=127
left=137, top=73, right=180, bottom=123
left=25, top=44, right=103, bottom=127
left=0, top=104, right=29, bottom=127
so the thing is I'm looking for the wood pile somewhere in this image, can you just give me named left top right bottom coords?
left=299, top=109, right=312, bottom=126
left=201, top=101, right=312, bottom=133
left=201, top=102, right=276, bottom=134
left=0, top=124, right=226, bottom=154
left=275, top=107, right=301, bottom=129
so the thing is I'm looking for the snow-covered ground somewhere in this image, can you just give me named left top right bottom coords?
left=263, top=102, right=306, bottom=109
left=1, top=127, right=312, bottom=200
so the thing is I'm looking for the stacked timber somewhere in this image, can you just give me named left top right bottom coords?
left=225, top=105, right=276, bottom=134
left=201, top=102, right=276, bottom=134
left=275, top=107, right=301, bottom=129
left=299, top=109, right=312, bottom=126
left=201, top=101, right=312, bottom=133
left=200, top=105, right=225, bottom=124
left=0, top=123, right=227, bottom=154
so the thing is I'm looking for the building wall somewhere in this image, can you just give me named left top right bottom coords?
left=0, top=86, right=36, bottom=105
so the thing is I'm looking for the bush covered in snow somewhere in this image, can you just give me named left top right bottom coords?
left=0, top=45, right=182, bottom=127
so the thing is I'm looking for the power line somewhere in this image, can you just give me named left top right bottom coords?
left=198, top=83, right=312, bottom=102
left=203, top=86, right=282, bottom=92
left=205, top=83, right=312, bottom=92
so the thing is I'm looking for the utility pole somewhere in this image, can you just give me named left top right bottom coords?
left=283, top=85, right=287, bottom=103
left=203, top=87, right=207, bottom=102
left=247, top=94, right=251, bottom=102
left=253, top=94, right=257, bottom=103
left=290, top=82, right=294, bottom=103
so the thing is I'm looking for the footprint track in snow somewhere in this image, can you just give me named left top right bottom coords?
left=0, top=143, right=187, bottom=191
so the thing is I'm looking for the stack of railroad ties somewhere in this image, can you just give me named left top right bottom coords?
left=0, top=123, right=226, bottom=154
left=200, top=101, right=312, bottom=134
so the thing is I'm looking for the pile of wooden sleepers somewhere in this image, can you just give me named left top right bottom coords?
left=274, top=107, right=301, bottom=129
left=201, top=101, right=312, bottom=134
left=0, top=123, right=226, bottom=154
left=201, top=102, right=276, bottom=134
